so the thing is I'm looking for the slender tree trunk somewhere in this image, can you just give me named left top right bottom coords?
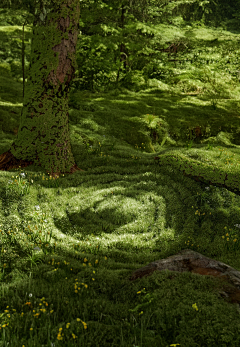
left=120, top=4, right=129, bottom=72
left=0, top=0, right=84, bottom=178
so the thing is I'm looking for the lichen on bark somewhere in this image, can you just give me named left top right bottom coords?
left=9, top=0, right=81, bottom=178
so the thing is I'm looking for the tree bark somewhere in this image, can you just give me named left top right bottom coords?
left=119, top=4, right=129, bottom=73
left=0, top=0, right=84, bottom=179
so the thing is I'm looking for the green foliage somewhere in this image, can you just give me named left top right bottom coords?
left=4, top=172, right=31, bottom=198
left=1, top=3, right=240, bottom=344
left=182, top=0, right=240, bottom=29
left=2, top=0, right=240, bottom=96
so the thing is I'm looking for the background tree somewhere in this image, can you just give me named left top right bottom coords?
left=70, top=0, right=240, bottom=93
left=0, top=0, right=240, bottom=175
left=2, top=0, right=239, bottom=93
left=0, top=0, right=85, bottom=178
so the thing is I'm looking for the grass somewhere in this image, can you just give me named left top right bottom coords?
left=1, top=10, right=240, bottom=346
left=1, top=140, right=240, bottom=346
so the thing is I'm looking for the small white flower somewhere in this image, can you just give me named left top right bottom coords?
left=29, top=293, right=32, bottom=297
left=33, top=247, right=41, bottom=252
left=20, top=173, right=26, bottom=178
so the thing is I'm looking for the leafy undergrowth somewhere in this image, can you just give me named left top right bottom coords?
left=1, top=139, right=240, bottom=346
left=1, top=13, right=240, bottom=346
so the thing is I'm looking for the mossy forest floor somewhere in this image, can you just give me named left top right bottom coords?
left=1, top=12, right=240, bottom=347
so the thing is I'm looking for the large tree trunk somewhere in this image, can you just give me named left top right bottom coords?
left=0, top=0, right=84, bottom=178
